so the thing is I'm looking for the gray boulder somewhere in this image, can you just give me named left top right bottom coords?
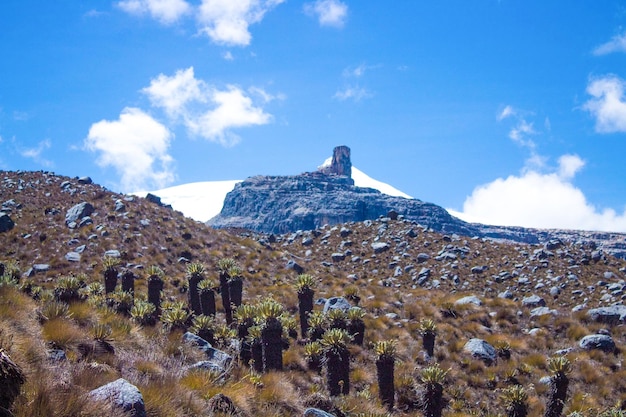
left=522, top=294, right=546, bottom=308
left=304, top=409, right=336, bottom=417
left=371, top=242, right=390, bottom=254
left=0, top=212, right=15, bottom=232
left=586, top=305, right=626, bottom=324
left=89, top=378, right=146, bottom=417
left=463, top=338, right=497, bottom=364
left=286, top=259, right=304, bottom=274
left=455, top=295, right=482, bottom=306
left=530, top=307, right=557, bottom=317
left=322, top=297, right=352, bottom=314
left=182, top=332, right=232, bottom=369
left=579, top=334, right=616, bottom=352
left=65, top=202, right=94, bottom=226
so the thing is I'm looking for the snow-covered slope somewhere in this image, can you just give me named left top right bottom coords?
left=141, top=161, right=411, bottom=223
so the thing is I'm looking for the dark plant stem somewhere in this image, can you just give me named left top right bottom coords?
left=298, top=288, right=314, bottom=339
left=326, top=348, right=350, bottom=396
left=376, top=356, right=395, bottom=411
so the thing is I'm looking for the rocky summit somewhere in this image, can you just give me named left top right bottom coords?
left=209, top=146, right=477, bottom=236
left=208, top=146, right=626, bottom=259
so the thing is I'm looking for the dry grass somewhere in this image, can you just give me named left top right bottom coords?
left=1, top=170, right=626, bottom=416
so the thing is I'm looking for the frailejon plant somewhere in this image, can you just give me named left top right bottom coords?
left=320, top=328, right=352, bottom=396
left=186, top=263, right=205, bottom=316
left=53, top=275, right=83, bottom=303
left=102, top=256, right=120, bottom=294
left=130, top=299, right=157, bottom=326
left=110, top=289, right=134, bottom=316
left=347, top=307, right=366, bottom=346
left=419, top=364, right=447, bottom=417
left=217, top=258, right=237, bottom=325
left=501, top=385, right=528, bottom=417
left=545, top=356, right=572, bottom=417
left=146, top=267, right=164, bottom=317
left=227, top=265, right=244, bottom=308
left=257, top=297, right=284, bottom=372
left=374, top=340, right=397, bottom=411
left=121, top=270, right=135, bottom=296
left=308, top=311, right=326, bottom=342
left=161, top=304, right=190, bottom=333
left=247, top=325, right=264, bottom=373
left=198, top=278, right=217, bottom=317
left=234, top=304, right=257, bottom=366
left=279, top=314, right=298, bottom=339
left=327, top=308, right=348, bottom=331
left=38, top=300, right=71, bottom=323
left=0, top=349, right=25, bottom=411
left=419, top=319, right=437, bottom=359
left=191, top=315, right=216, bottom=345
left=304, top=341, right=323, bottom=373
left=295, top=274, right=317, bottom=338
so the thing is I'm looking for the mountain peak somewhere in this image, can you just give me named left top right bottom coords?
left=319, top=145, right=352, bottom=178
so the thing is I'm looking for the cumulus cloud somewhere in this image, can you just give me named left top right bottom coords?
left=304, top=0, right=348, bottom=28
left=143, top=67, right=275, bottom=145
left=19, top=139, right=53, bottom=167
left=450, top=154, right=626, bottom=232
left=117, top=0, right=191, bottom=24
left=593, top=31, right=626, bottom=56
left=85, top=107, right=175, bottom=192
left=197, top=0, right=285, bottom=46
left=583, top=75, right=626, bottom=133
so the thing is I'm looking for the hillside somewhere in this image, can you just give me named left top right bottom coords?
left=1, top=170, right=626, bottom=416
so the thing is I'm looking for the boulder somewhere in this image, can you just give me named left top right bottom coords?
left=0, top=212, right=15, bottom=232
left=322, top=297, right=352, bottom=314
left=586, top=305, right=626, bottom=324
left=182, top=332, right=232, bottom=369
left=65, top=202, right=94, bottom=226
left=304, top=409, right=336, bottom=417
left=522, top=295, right=546, bottom=308
left=579, top=334, right=616, bottom=352
left=455, top=295, right=482, bottom=306
left=286, top=259, right=304, bottom=274
left=89, top=378, right=146, bottom=417
left=371, top=242, right=390, bottom=254
left=463, top=338, right=497, bottom=364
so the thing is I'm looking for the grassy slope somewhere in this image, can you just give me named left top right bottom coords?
left=0, top=170, right=625, bottom=416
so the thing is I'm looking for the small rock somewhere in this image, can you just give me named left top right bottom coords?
left=371, top=242, right=390, bottom=254
left=463, top=338, right=496, bottom=364
left=304, top=408, right=336, bottom=417
left=579, top=334, right=616, bottom=352
left=0, top=212, right=15, bottom=232
left=65, top=252, right=81, bottom=262
left=104, top=250, right=121, bottom=258
left=455, top=295, right=482, bottom=306
left=522, top=294, right=546, bottom=308
left=322, top=297, right=352, bottom=314
left=89, top=378, right=146, bottom=417
left=65, top=202, right=94, bottom=226
left=286, top=259, right=304, bottom=274
left=331, top=253, right=345, bottom=262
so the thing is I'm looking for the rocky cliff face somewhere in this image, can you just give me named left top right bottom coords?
left=207, top=146, right=626, bottom=258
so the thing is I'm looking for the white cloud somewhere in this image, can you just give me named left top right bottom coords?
left=197, top=0, right=285, bottom=46
left=223, top=51, right=234, bottom=61
left=118, top=0, right=191, bottom=24
left=497, top=105, right=515, bottom=121
left=19, top=139, right=53, bottom=167
left=85, top=107, right=175, bottom=192
left=334, top=86, right=371, bottom=102
left=593, top=31, right=626, bottom=56
left=583, top=75, right=626, bottom=133
left=142, top=67, right=206, bottom=118
left=450, top=154, right=626, bottom=232
left=187, top=85, right=273, bottom=145
left=304, top=0, right=348, bottom=28
left=143, top=67, right=275, bottom=145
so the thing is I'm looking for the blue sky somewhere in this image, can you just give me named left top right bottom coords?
left=2, top=1, right=626, bottom=232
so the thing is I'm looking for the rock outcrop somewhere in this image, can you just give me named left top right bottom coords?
left=207, top=146, right=626, bottom=256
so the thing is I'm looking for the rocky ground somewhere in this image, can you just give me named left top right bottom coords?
left=1, top=170, right=626, bottom=416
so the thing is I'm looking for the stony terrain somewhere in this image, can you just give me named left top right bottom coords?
left=1, top=169, right=626, bottom=416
